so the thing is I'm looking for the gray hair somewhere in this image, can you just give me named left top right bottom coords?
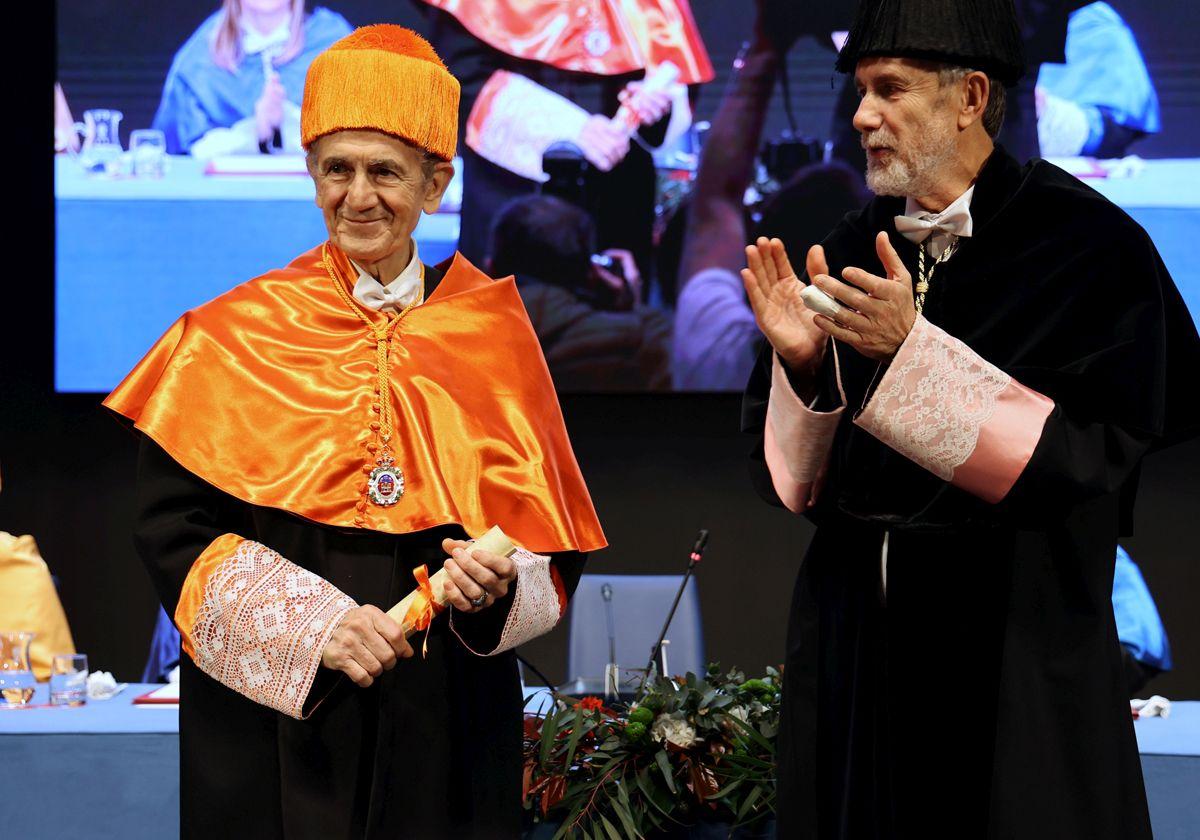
left=937, top=65, right=1006, bottom=139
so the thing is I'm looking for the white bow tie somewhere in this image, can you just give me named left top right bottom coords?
left=353, top=274, right=421, bottom=313
left=894, top=205, right=973, bottom=259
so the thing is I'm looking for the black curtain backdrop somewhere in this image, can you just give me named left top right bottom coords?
left=15, top=0, right=1198, bottom=696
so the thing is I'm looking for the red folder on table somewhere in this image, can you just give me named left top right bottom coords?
left=133, top=683, right=179, bottom=705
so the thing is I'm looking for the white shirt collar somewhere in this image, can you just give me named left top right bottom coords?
left=241, top=20, right=291, bottom=56
left=351, top=242, right=423, bottom=313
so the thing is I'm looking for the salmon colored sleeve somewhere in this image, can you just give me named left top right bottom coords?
left=855, top=315, right=1055, bottom=503
left=763, top=345, right=846, bottom=513
left=173, top=533, right=357, bottom=719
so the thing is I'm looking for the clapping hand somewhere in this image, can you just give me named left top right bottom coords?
left=808, top=231, right=916, bottom=361
left=741, top=237, right=828, bottom=375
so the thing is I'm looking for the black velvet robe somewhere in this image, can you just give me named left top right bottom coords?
left=743, top=148, right=1200, bottom=838
left=135, top=437, right=585, bottom=839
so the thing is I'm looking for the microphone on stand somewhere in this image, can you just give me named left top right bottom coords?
left=601, top=583, right=618, bottom=699
left=641, top=529, right=709, bottom=696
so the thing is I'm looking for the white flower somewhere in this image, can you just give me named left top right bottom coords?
left=651, top=714, right=701, bottom=748
left=727, top=705, right=749, bottom=724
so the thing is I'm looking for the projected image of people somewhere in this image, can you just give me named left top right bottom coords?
left=152, top=0, right=351, bottom=156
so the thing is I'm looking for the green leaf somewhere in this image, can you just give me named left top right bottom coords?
left=708, top=777, right=744, bottom=801
left=735, top=785, right=763, bottom=824
left=564, top=707, right=584, bottom=767
left=539, top=713, right=559, bottom=768
left=635, top=768, right=678, bottom=821
left=613, top=783, right=641, bottom=838
left=727, top=715, right=773, bottom=752
left=550, top=801, right=581, bottom=840
left=654, top=750, right=677, bottom=795
left=599, top=814, right=623, bottom=840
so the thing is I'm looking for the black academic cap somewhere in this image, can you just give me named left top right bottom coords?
left=835, top=0, right=1026, bottom=86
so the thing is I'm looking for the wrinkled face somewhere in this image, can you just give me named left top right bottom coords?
left=853, top=57, right=959, bottom=197
left=309, top=130, right=448, bottom=268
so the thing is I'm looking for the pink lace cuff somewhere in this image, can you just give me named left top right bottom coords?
left=763, top=346, right=846, bottom=513
left=855, top=316, right=1055, bottom=503
left=175, top=535, right=356, bottom=720
left=452, top=547, right=564, bottom=656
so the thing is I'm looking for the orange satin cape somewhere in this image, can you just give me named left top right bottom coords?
left=420, top=0, right=714, bottom=84
left=104, top=245, right=607, bottom=555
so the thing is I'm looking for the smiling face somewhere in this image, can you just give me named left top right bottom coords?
left=308, top=130, right=454, bottom=278
left=853, top=57, right=960, bottom=198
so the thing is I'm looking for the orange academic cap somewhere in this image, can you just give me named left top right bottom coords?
left=301, top=25, right=460, bottom=160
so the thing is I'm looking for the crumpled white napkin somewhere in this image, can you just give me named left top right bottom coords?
left=86, top=670, right=124, bottom=700
left=1131, top=695, right=1171, bottom=718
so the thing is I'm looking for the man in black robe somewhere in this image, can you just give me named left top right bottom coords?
left=740, top=0, right=1200, bottom=836
left=106, top=25, right=606, bottom=838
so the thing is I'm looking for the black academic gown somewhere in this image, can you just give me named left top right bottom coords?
left=743, top=148, right=1200, bottom=839
left=129, top=265, right=586, bottom=840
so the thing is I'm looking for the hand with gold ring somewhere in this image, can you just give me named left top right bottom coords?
left=440, top=537, right=517, bottom=613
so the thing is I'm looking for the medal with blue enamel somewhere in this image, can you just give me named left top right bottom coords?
left=367, top=451, right=405, bottom=506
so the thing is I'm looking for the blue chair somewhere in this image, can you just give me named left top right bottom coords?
left=566, top=574, right=705, bottom=695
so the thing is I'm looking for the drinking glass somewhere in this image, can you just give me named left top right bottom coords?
left=130, top=129, right=167, bottom=178
left=49, top=653, right=88, bottom=707
left=0, top=631, right=36, bottom=706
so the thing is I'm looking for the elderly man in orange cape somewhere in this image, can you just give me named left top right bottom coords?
left=105, top=25, right=605, bottom=839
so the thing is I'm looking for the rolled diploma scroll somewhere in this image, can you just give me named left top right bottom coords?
left=800, top=284, right=842, bottom=319
left=385, top=525, right=518, bottom=636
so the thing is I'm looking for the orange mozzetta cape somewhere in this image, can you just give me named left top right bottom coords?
left=421, top=0, right=714, bottom=84
left=104, top=245, right=607, bottom=554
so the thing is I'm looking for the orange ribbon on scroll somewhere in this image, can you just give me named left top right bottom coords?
left=402, top=564, right=446, bottom=655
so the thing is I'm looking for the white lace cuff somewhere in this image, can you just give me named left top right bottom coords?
left=763, top=344, right=845, bottom=512
left=451, top=547, right=564, bottom=656
left=176, top=534, right=356, bottom=720
left=854, top=316, right=1055, bottom=503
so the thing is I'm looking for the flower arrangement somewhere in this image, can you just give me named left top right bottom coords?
left=522, top=664, right=781, bottom=839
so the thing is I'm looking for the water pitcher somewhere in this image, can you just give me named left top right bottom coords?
left=0, top=631, right=36, bottom=705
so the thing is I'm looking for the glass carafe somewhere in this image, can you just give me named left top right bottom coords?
left=0, top=631, right=36, bottom=705
left=73, top=108, right=124, bottom=173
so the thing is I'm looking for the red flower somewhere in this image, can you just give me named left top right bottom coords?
left=579, top=696, right=605, bottom=712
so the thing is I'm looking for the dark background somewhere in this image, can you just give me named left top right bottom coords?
left=3, top=385, right=1199, bottom=698
left=13, top=0, right=1198, bottom=696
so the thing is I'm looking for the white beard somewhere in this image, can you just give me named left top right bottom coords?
left=864, top=121, right=957, bottom=198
